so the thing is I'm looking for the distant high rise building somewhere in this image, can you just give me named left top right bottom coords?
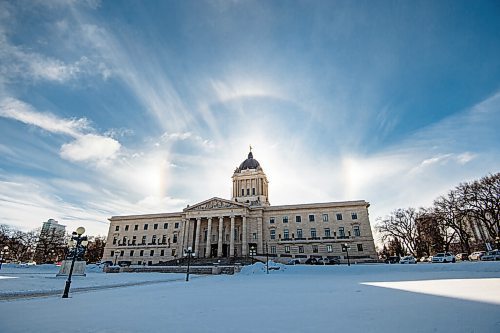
left=34, top=219, right=66, bottom=263
left=40, top=219, right=66, bottom=236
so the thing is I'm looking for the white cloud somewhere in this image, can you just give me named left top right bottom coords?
left=60, top=134, right=120, bottom=162
left=0, top=97, right=121, bottom=163
left=0, top=98, right=89, bottom=136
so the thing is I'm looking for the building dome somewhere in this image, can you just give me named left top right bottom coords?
left=238, top=151, right=260, bottom=170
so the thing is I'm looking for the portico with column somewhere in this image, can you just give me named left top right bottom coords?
left=182, top=197, right=251, bottom=258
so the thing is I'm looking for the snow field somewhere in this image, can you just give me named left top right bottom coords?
left=0, top=262, right=499, bottom=332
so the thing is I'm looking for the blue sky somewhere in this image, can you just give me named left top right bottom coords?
left=1, top=0, right=499, bottom=238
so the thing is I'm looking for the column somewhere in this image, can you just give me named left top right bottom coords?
left=242, top=216, right=248, bottom=256
left=217, top=216, right=223, bottom=257
left=206, top=217, right=212, bottom=258
left=257, top=216, right=263, bottom=254
left=180, top=218, right=188, bottom=253
left=230, top=216, right=235, bottom=257
left=194, top=217, right=201, bottom=257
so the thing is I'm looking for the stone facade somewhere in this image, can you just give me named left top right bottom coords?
left=103, top=151, right=377, bottom=265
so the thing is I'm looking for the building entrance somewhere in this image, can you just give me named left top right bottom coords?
left=210, top=244, right=218, bottom=257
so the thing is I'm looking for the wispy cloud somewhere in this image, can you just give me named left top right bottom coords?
left=0, top=98, right=120, bottom=163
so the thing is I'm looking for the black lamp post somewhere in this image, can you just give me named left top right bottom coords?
left=114, top=251, right=120, bottom=266
left=0, top=246, right=9, bottom=270
left=184, top=246, right=195, bottom=282
left=250, top=244, right=256, bottom=264
left=62, top=227, right=88, bottom=299
left=343, top=243, right=351, bottom=266
left=266, top=243, right=269, bottom=274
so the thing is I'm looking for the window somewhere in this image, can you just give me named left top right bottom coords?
left=284, top=229, right=289, bottom=240
left=171, top=249, right=176, bottom=256
left=336, top=213, right=343, bottom=221
left=142, top=235, right=147, bottom=244
left=150, top=250, right=154, bottom=256
left=160, top=250, right=165, bottom=256
left=115, top=225, right=119, bottom=231
left=174, top=222, right=179, bottom=229
left=298, top=246, right=304, bottom=253
left=120, top=250, right=124, bottom=256
left=270, top=229, right=276, bottom=240
left=322, top=214, right=328, bottom=222
left=295, top=215, right=301, bottom=223
left=324, top=228, right=331, bottom=237
left=282, top=216, right=289, bottom=223
left=310, top=228, right=317, bottom=238
left=297, top=229, right=303, bottom=239
left=134, top=225, right=138, bottom=231
left=154, top=223, right=158, bottom=230
left=110, top=250, right=114, bottom=256
left=242, top=189, right=245, bottom=196
left=353, top=226, right=361, bottom=237
left=125, top=225, right=129, bottom=231
left=253, top=233, right=257, bottom=240
left=122, top=236, right=127, bottom=244
left=357, top=244, right=364, bottom=252
left=112, top=237, right=117, bottom=245
left=285, top=246, right=290, bottom=253
left=204, top=229, right=208, bottom=241
left=338, top=227, right=345, bottom=238
left=132, top=236, right=136, bottom=245
left=309, top=214, right=315, bottom=222
left=162, top=235, right=167, bottom=244
left=247, top=188, right=250, bottom=195
left=130, top=250, right=134, bottom=256
left=152, top=235, right=157, bottom=244
left=270, top=246, right=276, bottom=254
left=351, top=212, right=358, bottom=220
left=173, top=234, right=178, bottom=243
left=270, top=217, right=275, bottom=224
left=327, top=245, right=333, bottom=253
left=312, top=245, right=318, bottom=253
left=144, top=224, right=148, bottom=230
left=163, top=223, right=168, bottom=229
left=252, top=188, right=255, bottom=195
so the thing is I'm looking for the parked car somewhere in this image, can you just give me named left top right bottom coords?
left=400, top=255, right=417, bottom=264
left=325, top=258, right=340, bottom=265
left=480, top=250, right=500, bottom=261
left=316, top=258, right=327, bottom=265
left=305, top=258, right=318, bottom=265
left=455, top=253, right=469, bottom=261
left=432, top=252, right=456, bottom=263
left=286, top=259, right=301, bottom=265
left=384, top=256, right=400, bottom=264
left=469, top=251, right=486, bottom=261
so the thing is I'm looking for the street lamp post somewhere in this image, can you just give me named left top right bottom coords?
left=266, top=243, right=269, bottom=274
left=343, top=243, right=351, bottom=266
left=62, top=227, right=88, bottom=299
left=0, top=246, right=9, bottom=270
left=184, top=247, right=195, bottom=282
left=114, top=251, right=120, bottom=266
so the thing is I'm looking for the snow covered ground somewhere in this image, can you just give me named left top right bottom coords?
left=1, top=262, right=499, bottom=332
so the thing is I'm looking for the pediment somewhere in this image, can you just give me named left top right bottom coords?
left=184, top=197, right=247, bottom=212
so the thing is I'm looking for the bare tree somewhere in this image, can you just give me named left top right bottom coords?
left=376, top=208, right=422, bottom=256
left=460, top=173, right=500, bottom=242
left=434, top=189, right=472, bottom=254
left=84, top=236, right=106, bottom=263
